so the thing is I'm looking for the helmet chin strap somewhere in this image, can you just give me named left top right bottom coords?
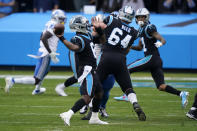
left=138, top=21, right=144, bottom=27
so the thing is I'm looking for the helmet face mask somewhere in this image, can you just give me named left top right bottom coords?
left=135, top=8, right=150, bottom=26
left=118, top=6, right=135, bottom=23
left=51, top=9, right=66, bottom=24
left=69, top=15, right=90, bottom=34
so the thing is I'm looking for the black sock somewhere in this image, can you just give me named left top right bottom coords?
left=64, top=76, right=78, bottom=87
left=192, top=93, right=197, bottom=108
left=92, top=97, right=101, bottom=112
left=71, top=98, right=86, bottom=113
left=165, top=85, right=181, bottom=96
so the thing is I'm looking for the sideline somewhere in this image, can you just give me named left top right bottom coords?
left=0, top=75, right=197, bottom=81
left=1, top=75, right=197, bottom=88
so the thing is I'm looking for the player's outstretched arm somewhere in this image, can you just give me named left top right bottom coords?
left=59, top=36, right=80, bottom=51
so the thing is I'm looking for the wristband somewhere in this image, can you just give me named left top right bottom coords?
left=59, top=36, right=66, bottom=42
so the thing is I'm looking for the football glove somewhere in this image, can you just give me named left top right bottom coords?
left=49, top=52, right=60, bottom=64
left=154, top=41, right=162, bottom=48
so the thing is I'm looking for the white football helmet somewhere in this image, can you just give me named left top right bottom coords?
left=69, top=15, right=91, bottom=34
left=51, top=9, right=66, bottom=24
left=135, top=8, right=150, bottom=26
left=119, top=6, right=135, bottom=23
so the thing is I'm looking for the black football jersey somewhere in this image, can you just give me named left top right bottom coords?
left=103, top=15, right=138, bottom=55
left=138, top=24, right=160, bottom=56
left=70, top=32, right=97, bottom=69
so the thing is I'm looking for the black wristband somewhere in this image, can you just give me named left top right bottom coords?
left=95, top=27, right=103, bottom=36
left=59, top=36, right=65, bottom=42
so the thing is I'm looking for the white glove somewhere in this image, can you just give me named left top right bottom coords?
left=49, top=52, right=60, bottom=64
left=154, top=41, right=163, bottom=48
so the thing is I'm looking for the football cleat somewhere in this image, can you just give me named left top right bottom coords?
left=59, top=112, right=72, bottom=126
left=55, top=83, right=67, bottom=96
left=81, top=108, right=92, bottom=120
left=133, top=102, right=146, bottom=121
left=99, top=107, right=109, bottom=117
left=89, top=117, right=108, bottom=125
left=180, top=91, right=189, bottom=108
left=32, top=87, right=46, bottom=95
left=113, top=94, right=129, bottom=101
left=80, top=105, right=88, bottom=114
left=5, top=77, right=14, bottom=93
left=186, top=109, right=197, bottom=120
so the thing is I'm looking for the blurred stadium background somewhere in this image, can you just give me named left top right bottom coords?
left=0, top=0, right=197, bottom=130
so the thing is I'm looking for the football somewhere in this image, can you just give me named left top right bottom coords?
left=54, top=23, right=65, bottom=35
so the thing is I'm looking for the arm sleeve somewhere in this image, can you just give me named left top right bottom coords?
left=70, top=36, right=85, bottom=52
left=41, top=31, right=53, bottom=53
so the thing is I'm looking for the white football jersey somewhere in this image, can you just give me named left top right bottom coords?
left=38, top=20, right=59, bottom=57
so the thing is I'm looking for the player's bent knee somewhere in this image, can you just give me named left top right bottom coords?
left=82, top=95, right=91, bottom=104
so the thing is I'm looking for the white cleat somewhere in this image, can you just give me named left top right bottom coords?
left=5, top=77, right=14, bottom=93
left=32, top=87, right=46, bottom=95
left=89, top=118, right=109, bottom=125
left=55, top=83, right=67, bottom=96
left=59, top=112, right=72, bottom=126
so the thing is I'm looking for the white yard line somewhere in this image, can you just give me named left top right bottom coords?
left=0, top=75, right=197, bottom=81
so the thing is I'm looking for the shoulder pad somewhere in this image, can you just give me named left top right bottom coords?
left=145, top=24, right=157, bottom=38
left=71, top=36, right=85, bottom=52
left=45, top=20, right=57, bottom=30
left=71, top=36, right=82, bottom=44
left=103, top=15, right=113, bottom=26
left=147, top=24, right=157, bottom=34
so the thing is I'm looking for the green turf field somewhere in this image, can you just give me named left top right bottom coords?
left=0, top=71, right=197, bottom=131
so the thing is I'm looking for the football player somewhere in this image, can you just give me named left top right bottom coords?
left=55, top=14, right=115, bottom=118
left=58, top=15, right=108, bottom=126
left=91, top=6, right=146, bottom=121
left=81, top=14, right=115, bottom=120
left=114, top=8, right=189, bottom=108
left=5, top=9, right=66, bottom=95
